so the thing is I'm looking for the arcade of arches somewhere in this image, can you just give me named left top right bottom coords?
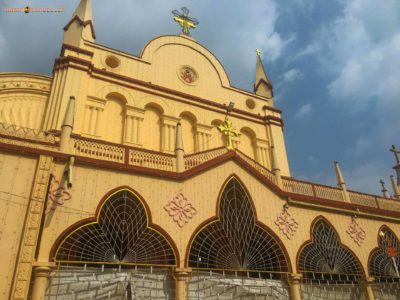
left=39, top=177, right=400, bottom=300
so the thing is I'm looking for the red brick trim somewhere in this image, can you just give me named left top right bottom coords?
left=63, top=16, right=96, bottom=39
left=1, top=139, right=399, bottom=220
left=61, top=43, right=94, bottom=57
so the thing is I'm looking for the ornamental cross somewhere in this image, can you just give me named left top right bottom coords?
left=218, top=118, right=240, bottom=150
left=390, top=145, right=400, bottom=164
left=256, top=49, right=262, bottom=56
left=172, top=7, right=199, bottom=36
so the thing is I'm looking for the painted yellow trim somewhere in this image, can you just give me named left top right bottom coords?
left=55, top=188, right=177, bottom=266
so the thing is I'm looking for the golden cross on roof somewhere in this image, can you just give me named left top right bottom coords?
left=217, top=118, right=240, bottom=150
left=172, top=7, right=199, bottom=36
left=256, top=49, right=262, bottom=56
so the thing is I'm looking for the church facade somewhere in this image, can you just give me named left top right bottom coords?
left=1, top=1, right=400, bottom=299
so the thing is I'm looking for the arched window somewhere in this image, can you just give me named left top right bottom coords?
left=48, top=189, right=176, bottom=299
left=101, top=93, right=125, bottom=143
left=210, top=119, right=225, bottom=149
left=188, top=177, right=290, bottom=298
left=298, top=218, right=365, bottom=299
left=179, top=112, right=196, bottom=154
left=54, top=189, right=176, bottom=265
left=238, top=127, right=256, bottom=160
left=369, top=227, right=400, bottom=298
left=142, top=104, right=163, bottom=151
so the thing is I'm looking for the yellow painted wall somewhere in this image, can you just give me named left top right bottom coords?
left=0, top=152, right=38, bottom=298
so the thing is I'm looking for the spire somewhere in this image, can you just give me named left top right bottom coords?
left=334, top=161, right=350, bottom=202
left=254, top=49, right=273, bottom=98
left=379, top=179, right=391, bottom=198
left=390, top=175, right=400, bottom=199
left=63, top=0, right=96, bottom=47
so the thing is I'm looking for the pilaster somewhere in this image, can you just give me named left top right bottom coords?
left=195, top=124, right=213, bottom=152
left=10, top=156, right=53, bottom=300
left=124, top=107, right=145, bottom=146
left=162, top=115, right=180, bottom=153
left=255, top=138, right=271, bottom=169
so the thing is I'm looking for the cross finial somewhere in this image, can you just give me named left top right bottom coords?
left=256, top=49, right=262, bottom=56
left=390, top=145, right=400, bottom=164
left=217, top=118, right=240, bottom=150
left=380, top=179, right=386, bottom=189
left=172, top=7, right=199, bottom=36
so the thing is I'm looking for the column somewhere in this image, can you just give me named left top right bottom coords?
left=124, top=107, right=145, bottom=146
left=289, top=273, right=302, bottom=300
left=124, top=115, right=133, bottom=143
left=162, top=115, right=180, bottom=153
left=84, top=103, right=104, bottom=137
left=174, top=268, right=191, bottom=300
left=255, top=138, right=271, bottom=169
left=365, top=277, right=376, bottom=300
left=195, top=124, right=213, bottom=152
left=31, top=267, right=52, bottom=300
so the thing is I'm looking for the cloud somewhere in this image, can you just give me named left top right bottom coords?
left=0, top=0, right=294, bottom=91
left=301, top=0, right=400, bottom=170
left=294, top=103, right=312, bottom=119
left=281, top=68, right=303, bottom=83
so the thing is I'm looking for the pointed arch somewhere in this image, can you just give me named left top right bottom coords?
left=297, top=216, right=365, bottom=277
left=369, top=225, right=400, bottom=279
left=186, top=175, right=291, bottom=273
left=50, top=186, right=178, bottom=267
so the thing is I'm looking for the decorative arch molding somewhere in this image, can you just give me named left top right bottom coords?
left=93, top=84, right=135, bottom=106
left=368, top=225, right=400, bottom=279
left=140, top=35, right=231, bottom=87
left=186, top=175, right=291, bottom=273
left=141, top=96, right=171, bottom=115
left=50, top=186, right=179, bottom=267
left=297, top=216, right=365, bottom=277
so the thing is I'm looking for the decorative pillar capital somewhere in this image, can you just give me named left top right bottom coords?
left=33, top=266, right=52, bottom=279
left=173, top=267, right=192, bottom=281
left=289, top=273, right=303, bottom=282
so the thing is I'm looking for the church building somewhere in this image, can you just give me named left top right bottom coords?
left=1, top=1, right=400, bottom=299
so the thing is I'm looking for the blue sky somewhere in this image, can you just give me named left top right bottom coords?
left=0, top=0, right=399, bottom=195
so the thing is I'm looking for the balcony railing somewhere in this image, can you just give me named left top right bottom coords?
left=2, top=125, right=398, bottom=213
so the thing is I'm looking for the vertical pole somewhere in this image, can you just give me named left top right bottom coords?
left=174, top=268, right=191, bottom=300
left=31, top=267, right=52, bottom=300
left=334, top=161, right=351, bottom=202
left=288, top=273, right=302, bottom=300
left=175, top=122, right=185, bottom=172
left=365, top=277, right=375, bottom=300
left=60, top=96, right=75, bottom=153
left=271, top=145, right=283, bottom=188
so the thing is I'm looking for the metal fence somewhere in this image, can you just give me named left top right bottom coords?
left=188, top=270, right=290, bottom=300
left=46, top=264, right=176, bottom=300
left=300, top=273, right=367, bottom=300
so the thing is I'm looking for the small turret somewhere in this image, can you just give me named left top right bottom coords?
left=334, top=161, right=350, bottom=202
left=63, top=0, right=96, bottom=47
left=254, top=49, right=273, bottom=99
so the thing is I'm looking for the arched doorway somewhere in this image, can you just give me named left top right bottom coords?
left=187, top=176, right=290, bottom=299
left=47, top=189, right=177, bottom=299
left=369, top=226, right=400, bottom=299
left=298, top=218, right=366, bottom=300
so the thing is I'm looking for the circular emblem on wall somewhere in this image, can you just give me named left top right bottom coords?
left=178, top=66, right=198, bottom=85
